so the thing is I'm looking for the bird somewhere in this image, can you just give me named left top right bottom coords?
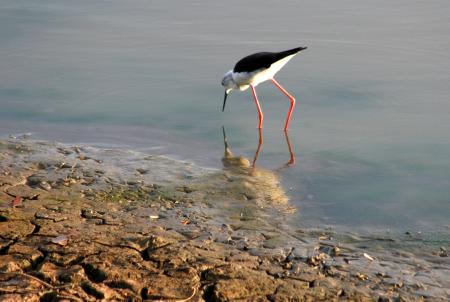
left=221, top=47, right=307, bottom=131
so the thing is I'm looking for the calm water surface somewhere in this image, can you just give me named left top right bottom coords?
left=1, top=0, right=449, bottom=234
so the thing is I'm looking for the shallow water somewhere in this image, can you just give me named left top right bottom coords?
left=1, top=0, right=450, bottom=236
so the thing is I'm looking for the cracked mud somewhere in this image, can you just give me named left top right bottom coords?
left=0, top=138, right=448, bottom=301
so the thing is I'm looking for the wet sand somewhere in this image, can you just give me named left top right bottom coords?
left=0, top=137, right=448, bottom=301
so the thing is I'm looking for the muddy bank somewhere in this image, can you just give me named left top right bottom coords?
left=0, top=138, right=448, bottom=301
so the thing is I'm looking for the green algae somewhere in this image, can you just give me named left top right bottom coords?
left=92, top=186, right=155, bottom=204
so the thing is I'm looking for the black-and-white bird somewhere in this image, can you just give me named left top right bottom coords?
left=221, top=47, right=307, bottom=130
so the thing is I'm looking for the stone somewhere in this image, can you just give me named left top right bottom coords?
left=0, top=220, right=35, bottom=240
left=6, top=185, right=43, bottom=199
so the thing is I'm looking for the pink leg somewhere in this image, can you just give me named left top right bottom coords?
left=252, top=128, right=263, bottom=168
left=271, top=78, right=296, bottom=131
left=250, top=85, right=263, bottom=129
left=284, top=131, right=296, bottom=166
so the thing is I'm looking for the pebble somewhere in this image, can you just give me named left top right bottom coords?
left=363, top=253, right=375, bottom=261
left=58, top=162, right=73, bottom=169
left=39, top=181, right=52, bottom=191
left=51, top=235, right=69, bottom=246
left=356, top=272, right=369, bottom=281
left=438, top=247, right=448, bottom=257
left=136, top=168, right=148, bottom=174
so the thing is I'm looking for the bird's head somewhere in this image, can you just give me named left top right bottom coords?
left=221, top=70, right=237, bottom=112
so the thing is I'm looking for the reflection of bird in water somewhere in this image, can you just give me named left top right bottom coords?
left=190, top=127, right=297, bottom=229
left=219, top=127, right=297, bottom=205
left=221, top=47, right=307, bottom=130
left=222, top=126, right=296, bottom=172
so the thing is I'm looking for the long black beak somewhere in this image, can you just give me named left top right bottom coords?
left=222, top=91, right=228, bottom=112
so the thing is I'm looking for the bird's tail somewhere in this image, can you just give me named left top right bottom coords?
left=273, top=46, right=307, bottom=62
left=284, top=46, right=307, bottom=56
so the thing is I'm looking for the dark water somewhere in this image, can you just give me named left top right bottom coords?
left=1, top=0, right=450, bottom=234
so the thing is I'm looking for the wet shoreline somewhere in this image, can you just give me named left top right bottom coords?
left=0, top=138, right=448, bottom=301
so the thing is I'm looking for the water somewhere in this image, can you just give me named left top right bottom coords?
left=1, top=0, right=450, bottom=235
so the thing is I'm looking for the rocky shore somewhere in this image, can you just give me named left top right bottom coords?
left=0, top=137, right=448, bottom=301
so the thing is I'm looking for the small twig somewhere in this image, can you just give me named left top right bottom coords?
left=176, top=287, right=197, bottom=302
left=0, top=288, right=41, bottom=294
left=7, top=274, right=86, bottom=302
left=57, top=293, right=85, bottom=302
left=16, top=272, right=53, bottom=289
left=146, top=286, right=197, bottom=302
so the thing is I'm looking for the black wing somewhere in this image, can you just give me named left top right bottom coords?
left=233, top=47, right=307, bottom=73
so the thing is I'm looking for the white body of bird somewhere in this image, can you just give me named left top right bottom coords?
left=232, top=54, right=296, bottom=90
